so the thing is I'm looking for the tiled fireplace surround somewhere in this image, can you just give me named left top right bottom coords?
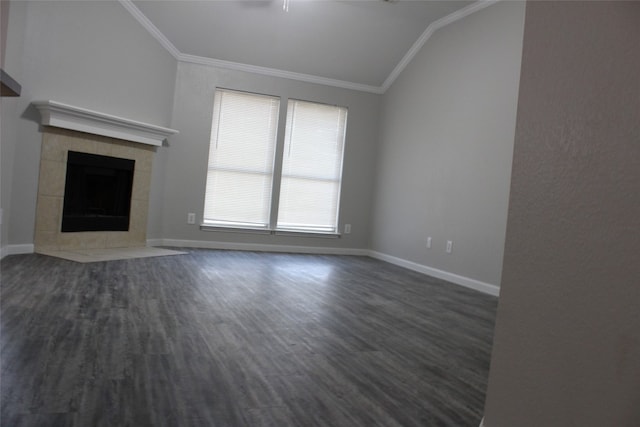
left=34, top=127, right=155, bottom=252
left=31, top=100, right=178, bottom=254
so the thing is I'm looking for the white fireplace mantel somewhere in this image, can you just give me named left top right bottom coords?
left=32, top=100, right=179, bottom=146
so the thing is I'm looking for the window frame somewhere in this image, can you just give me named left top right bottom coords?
left=201, top=88, right=348, bottom=238
left=202, top=88, right=281, bottom=230
left=275, top=98, right=348, bottom=234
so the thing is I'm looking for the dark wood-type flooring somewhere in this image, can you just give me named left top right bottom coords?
left=1, top=249, right=498, bottom=426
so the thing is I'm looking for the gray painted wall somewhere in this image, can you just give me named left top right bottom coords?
left=2, top=0, right=523, bottom=293
left=483, top=2, right=640, bottom=426
left=1, top=1, right=27, bottom=250
left=1, top=0, right=177, bottom=248
left=370, top=2, right=525, bottom=286
left=1, top=0, right=9, bottom=67
left=159, top=61, right=380, bottom=250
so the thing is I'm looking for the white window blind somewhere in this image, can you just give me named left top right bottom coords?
left=277, top=100, right=348, bottom=233
left=203, top=89, right=280, bottom=228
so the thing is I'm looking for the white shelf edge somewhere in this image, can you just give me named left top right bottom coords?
left=32, top=100, right=179, bottom=147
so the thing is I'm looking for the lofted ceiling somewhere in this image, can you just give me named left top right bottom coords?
left=126, top=0, right=484, bottom=93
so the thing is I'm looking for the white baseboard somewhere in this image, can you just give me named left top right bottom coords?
left=145, top=241, right=498, bottom=296
left=146, top=239, right=163, bottom=247
left=2, top=241, right=499, bottom=298
left=368, top=251, right=500, bottom=296
left=148, top=238, right=369, bottom=256
left=0, top=244, right=35, bottom=260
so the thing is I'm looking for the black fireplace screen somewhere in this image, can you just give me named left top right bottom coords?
left=61, top=151, right=135, bottom=232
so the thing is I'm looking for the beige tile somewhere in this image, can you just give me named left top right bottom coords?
left=59, top=232, right=106, bottom=250
left=94, top=141, right=113, bottom=156
left=35, top=196, right=62, bottom=232
left=105, top=232, right=130, bottom=248
left=110, top=143, right=137, bottom=161
left=131, top=170, right=151, bottom=201
left=128, top=229, right=146, bottom=247
left=129, top=198, right=149, bottom=235
left=39, top=247, right=186, bottom=263
left=39, top=160, right=66, bottom=197
left=35, top=129, right=156, bottom=253
left=34, top=231, right=60, bottom=252
left=41, top=133, right=66, bottom=162
left=135, top=150, right=154, bottom=173
left=66, top=136, right=97, bottom=154
left=112, top=143, right=155, bottom=172
left=57, top=233, right=81, bottom=250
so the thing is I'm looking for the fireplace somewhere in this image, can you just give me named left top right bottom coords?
left=61, top=151, right=135, bottom=232
left=32, top=100, right=178, bottom=253
left=33, top=128, right=155, bottom=251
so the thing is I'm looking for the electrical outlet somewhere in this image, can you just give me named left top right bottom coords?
left=426, top=237, right=432, bottom=248
left=446, top=240, right=453, bottom=253
left=344, top=224, right=352, bottom=234
left=187, top=213, right=196, bottom=224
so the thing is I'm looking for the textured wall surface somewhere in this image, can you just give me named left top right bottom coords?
left=1, top=1, right=26, bottom=250
left=1, top=1, right=176, bottom=248
left=483, top=2, right=640, bottom=426
left=1, top=1, right=9, bottom=67
left=160, top=61, right=380, bottom=250
left=370, top=2, right=525, bottom=286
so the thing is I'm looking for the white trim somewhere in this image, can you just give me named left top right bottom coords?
left=2, top=241, right=498, bottom=298
left=1, top=244, right=35, bottom=260
left=479, top=417, right=486, bottom=427
left=199, top=224, right=341, bottom=239
left=178, top=54, right=383, bottom=94
left=147, top=238, right=369, bottom=256
left=119, top=0, right=381, bottom=93
left=143, top=242, right=498, bottom=296
left=32, top=100, right=179, bottom=147
left=118, top=0, right=181, bottom=59
left=119, top=0, right=499, bottom=94
left=381, top=0, right=500, bottom=92
left=368, top=251, right=500, bottom=296
left=145, top=239, right=164, bottom=247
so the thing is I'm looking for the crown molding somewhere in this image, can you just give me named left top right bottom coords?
left=117, top=0, right=381, bottom=93
left=381, top=0, right=500, bottom=92
left=177, top=53, right=384, bottom=94
left=32, top=100, right=179, bottom=147
left=118, top=0, right=180, bottom=59
left=119, top=0, right=500, bottom=95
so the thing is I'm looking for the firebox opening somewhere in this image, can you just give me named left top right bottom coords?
left=61, top=151, right=135, bottom=232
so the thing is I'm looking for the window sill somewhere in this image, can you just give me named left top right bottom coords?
left=274, top=229, right=341, bottom=239
left=200, top=224, right=341, bottom=238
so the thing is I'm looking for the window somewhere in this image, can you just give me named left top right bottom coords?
left=203, top=89, right=279, bottom=228
left=203, top=89, right=348, bottom=235
left=277, top=99, right=347, bottom=232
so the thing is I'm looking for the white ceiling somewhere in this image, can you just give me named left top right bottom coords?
left=127, top=0, right=479, bottom=92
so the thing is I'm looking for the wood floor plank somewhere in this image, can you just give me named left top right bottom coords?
left=1, top=249, right=498, bottom=426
